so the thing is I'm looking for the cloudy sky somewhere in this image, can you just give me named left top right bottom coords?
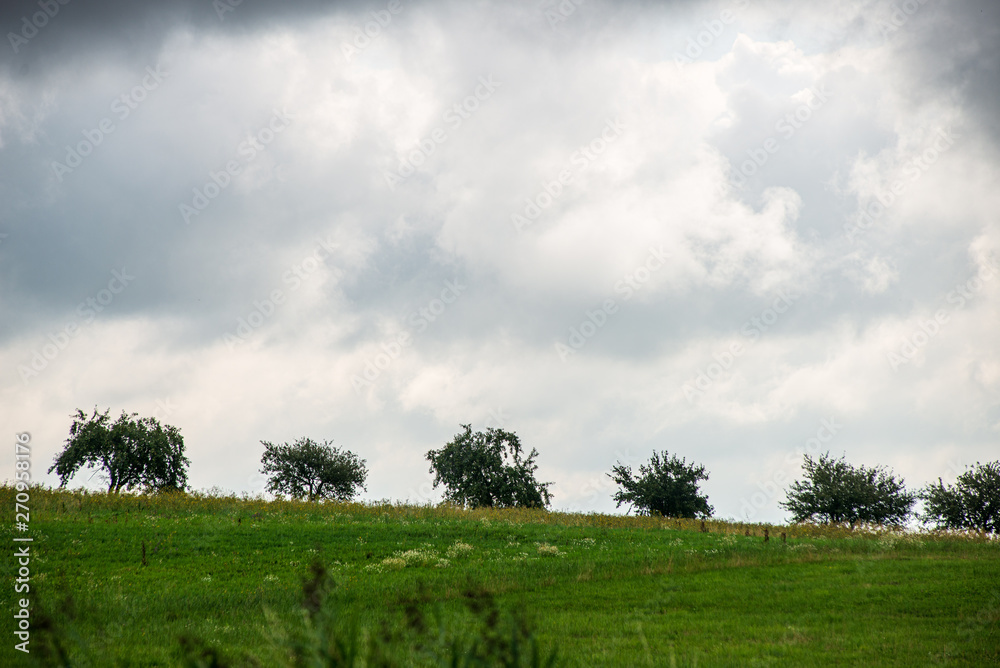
left=2, top=0, right=998, bottom=522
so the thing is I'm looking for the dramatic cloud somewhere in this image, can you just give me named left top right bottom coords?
left=2, top=0, right=997, bottom=522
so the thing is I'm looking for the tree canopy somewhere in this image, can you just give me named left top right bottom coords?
left=609, top=451, right=713, bottom=518
left=920, top=461, right=1000, bottom=534
left=426, top=425, right=552, bottom=509
left=780, top=452, right=915, bottom=526
left=48, top=408, right=189, bottom=493
left=260, top=438, right=368, bottom=501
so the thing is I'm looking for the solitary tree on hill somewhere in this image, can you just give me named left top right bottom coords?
left=426, top=425, right=553, bottom=509
left=49, top=407, right=190, bottom=493
left=609, top=451, right=713, bottom=518
left=260, top=438, right=368, bottom=502
left=780, top=452, right=915, bottom=526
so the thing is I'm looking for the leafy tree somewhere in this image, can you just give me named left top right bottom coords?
left=609, top=451, right=713, bottom=518
left=260, top=438, right=367, bottom=501
left=920, top=461, right=1000, bottom=534
left=780, top=452, right=915, bottom=526
left=426, top=425, right=552, bottom=509
left=48, top=408, right=190, bottom=493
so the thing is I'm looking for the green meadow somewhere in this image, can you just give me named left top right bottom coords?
left=3, top=486, right=998, bottom=666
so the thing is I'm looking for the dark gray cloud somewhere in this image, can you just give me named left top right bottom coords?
left=0, top=0, right=371, bottom=71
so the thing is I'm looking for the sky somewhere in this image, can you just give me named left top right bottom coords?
left=1, top=0, right=998, bottom=523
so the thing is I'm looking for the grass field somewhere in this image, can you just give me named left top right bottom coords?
left=3, top=486, right=999, bottom=667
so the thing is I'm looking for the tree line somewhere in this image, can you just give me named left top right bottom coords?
left=47, top=407, right=999, bottom=533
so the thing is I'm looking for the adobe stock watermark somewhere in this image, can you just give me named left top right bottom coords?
left=932, top=458, right=971, bottom=489
left=213, top=0, right=243, bottom=21
left=845, top=128, right=957, bottom=243
left=51, top=65, right=168, bottom=182
left=887, top=256, right=998, bottom=371
left=151, top=397, right=178, bottom=422
left=340, top=0, right=404, bottom=62
left=350, top=278, right=466, bottom=393
left=739, top=417, right=843, bottom=521
left=383, top=75, right=501, bottom=191
left=556, top=246, right=669, bottom=361
left=877, top=0, right=931, bottom=38
left=730, top=85, right=831, bottom=187
left=223, top=235, right=340, bottom=350
left=682, top=289, right=798, bottom=404
left=406, top=473, right=440, bottom=505
left=932, top=587, right=1000, bottom=665
left=18, top=268, right=134, bottom=384
left=511, top=117, right=625, bottom=234
left=567, top=447, right=643, bottom=513
left=13, top=431, right=33, bottom=654
left=483, top=407, right=510, bottom=429
left=179, top=108, right=293, bottom=224
left=7, top=0, right=71, bottom=54
left=544, top=0, right=584, bottom=30
left=673, top=0, right=750, bottom=71
left=246, top=471, right=270, bottom=496
left=406, top=408, right=509, bottom=504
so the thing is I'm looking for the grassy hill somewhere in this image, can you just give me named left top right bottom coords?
left=3, top=486, right=998, bottom=666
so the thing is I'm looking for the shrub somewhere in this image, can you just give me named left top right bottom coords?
left=920, top=461, right=1000, bottom=533
left=780, top=452, right=915, bottom=526
left=426, top=425, right=552, bottom=509
left=609, top=451, right=713, bottom=518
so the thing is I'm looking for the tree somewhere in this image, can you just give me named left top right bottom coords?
left=260, top=438, right=367, bottom=501
left=920, top=461, right=1000, bottom=534
left=780, top=452, right=915, bottom=526
left=426, top=425, right=552, bottom=509
left=48, top=408, right=190, bottom=493
left=609, top=451, right=713, bottom=518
